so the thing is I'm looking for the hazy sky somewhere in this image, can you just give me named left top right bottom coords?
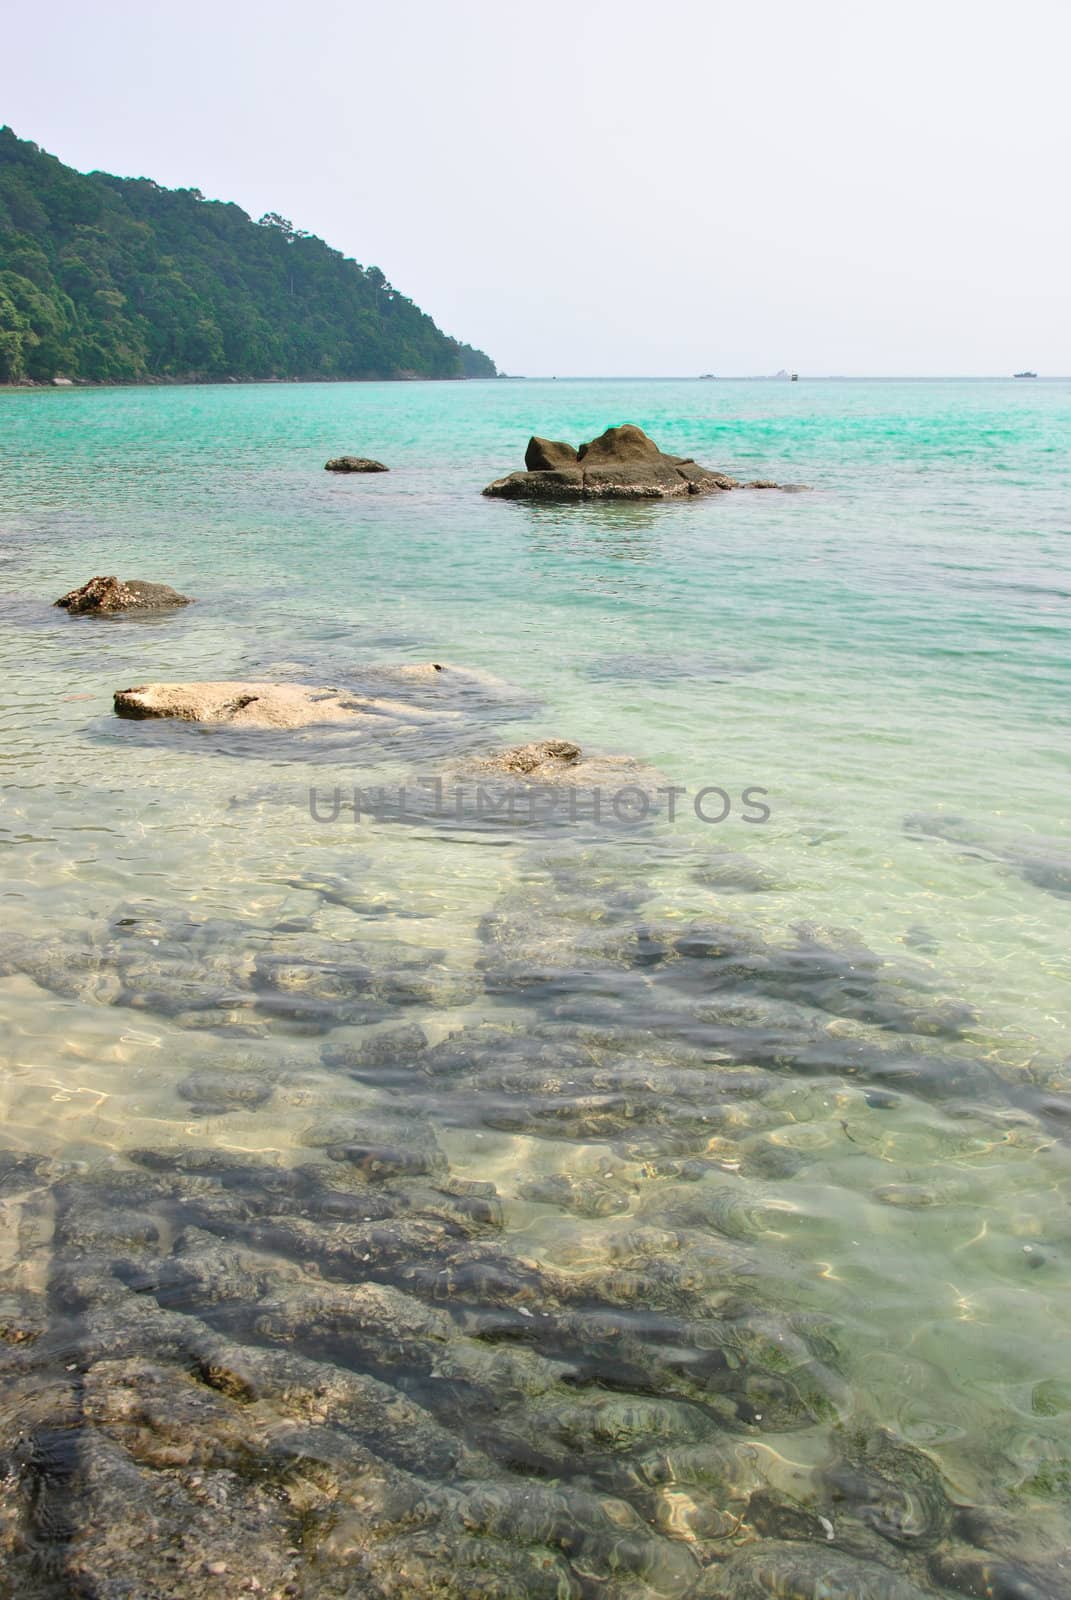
left=5, top=0, right=1068, bottom=375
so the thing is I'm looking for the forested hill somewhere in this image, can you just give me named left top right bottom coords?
left=0, top=128, right=496, bottom=384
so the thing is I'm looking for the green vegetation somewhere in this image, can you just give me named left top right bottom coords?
left=0, top=127, right=495, bottom=384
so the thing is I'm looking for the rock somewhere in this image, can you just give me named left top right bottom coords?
left=905, top=812, right=1071, bottom=902
left=576, top=423, right=664, bottom=466
left=525, top=436, right=579, bottom=470
left=112, top=681, right=451, bottom=730
left=0, top=1289, right=48, bottom=1346
left=55, top=576, right=192, bottom=615
left=693, top=847, right=779, bottom=894
left=325, top=455, right=388, bottom=472
left=2, top=1059, right=1040, bottom=1600
left=930, top=1549, right=1068, bottom=1599
left=176, top=1068, right=275, bottom=1116
left=464, top=739, right=664, bottom=799
left=484, top=423, right=769, bottom=501
left=519, top=1173, right=631, bottom=1218
left=474, top=739, right=583, bottom=777
left=821, top=1426, right=952, bottom=1547
left=693, top=1542, right=934, bottom=1598
left=0, top=896, right=479, bottom=1037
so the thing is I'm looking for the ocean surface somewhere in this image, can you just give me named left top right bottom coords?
left=0, top=377, right=1069, bottom=1597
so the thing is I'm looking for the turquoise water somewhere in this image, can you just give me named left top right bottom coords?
left=0, top=379, right=1069, bottom=1596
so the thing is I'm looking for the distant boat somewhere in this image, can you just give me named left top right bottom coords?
left=790, top=372, right=799, bottom=382
left=699, top=373, right=716, bottom=380
left=1013, top=370, right=1037, bottom=378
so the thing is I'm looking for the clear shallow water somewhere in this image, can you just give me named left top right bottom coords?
left=0, top=378, right=1069, bottom=1597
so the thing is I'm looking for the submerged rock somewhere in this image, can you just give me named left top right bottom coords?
left=176, top=1066, right=276, bottom=1116
left=667, top=919, right=977, bottom=1039
left=484, top=423, right=781, bottom=501
left=0, top=898, right=477, bottom=1037
left=694, top=1541, right=934, bottom=1598
left=325, top=455, right=389, bottom=472
left=5, top=845, right=1068, bottom=1594
left=929, top=1548, right=1068, bottom=1599
left=520, top=1172, right=632, bottom=1218
left=1, top=1116, right=1057, bottom=1598
left=694, top=847, right=781, bottom=894
left=55, top=575, right=192, bottom=615
left=822, top=1427, right=952, bottom=1549
left=905, top=812, right=1071, bottom=902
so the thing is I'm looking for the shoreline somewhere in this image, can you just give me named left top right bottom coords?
left=3, top=373, right=1066, bottom=392
left=1, top=372, right=498, bottom=391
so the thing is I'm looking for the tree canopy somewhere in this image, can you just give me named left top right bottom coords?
left=0, top=128, right=496, bottom=384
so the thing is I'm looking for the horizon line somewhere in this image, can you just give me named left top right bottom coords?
left=492, top=373, right=1063, bottom=382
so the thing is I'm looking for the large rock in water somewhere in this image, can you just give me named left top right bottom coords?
left=485, top=423, right=753, bottom=500
left=325, top=455, right=389, bottom=472
left=55, top=576, right=192, bottom=615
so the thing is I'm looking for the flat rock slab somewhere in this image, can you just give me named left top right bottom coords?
left=113, top=681, right=457, bottom=730
left=484, top=423, right=778, bottom=501
left=55, top=576, right=193, bottom=615
left=325, top=456, right=389, bottom=472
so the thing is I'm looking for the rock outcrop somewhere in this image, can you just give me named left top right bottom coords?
left=55, top=576, right=193, bottom=615
left=484, top=423, right=755, bottom=501
left=325, top=456, right=389, bottom=472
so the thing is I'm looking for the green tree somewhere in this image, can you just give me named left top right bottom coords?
left=0, top=125, right=496, bottom=383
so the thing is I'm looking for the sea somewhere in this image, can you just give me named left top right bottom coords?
left=0, top=377, right=1068, bottom=1597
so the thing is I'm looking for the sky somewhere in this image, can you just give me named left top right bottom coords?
left=4, top=0, right=1068, bottom=376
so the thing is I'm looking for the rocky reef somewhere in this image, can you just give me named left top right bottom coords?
left=6, top=580, right=1070, bottom=1597
left=1, top=1137, right=983, bottom=1600
left=55, top=575, right=193, bottom=615
left=2, top=831, right=1071, bottom=1596
left=483, top=424, right=784, bottom=501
